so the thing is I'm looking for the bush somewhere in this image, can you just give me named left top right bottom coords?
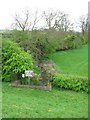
left=53, top=73, right=88, bottom=93
left=57, top=34, right=85, bottom=51
left=2, top=40, right=33, bottom=82
left=64, top=34, right=76, bottom=41
left=12, top=29, right=29, bottom=43
left=31, top=73, right=42, bottom=85
left=63, top=34, right=82, bottom=49
left=80, top=36, right=87, bottom=45
left=40, top=61, right=55, bottom=86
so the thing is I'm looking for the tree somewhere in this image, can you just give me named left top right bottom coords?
left=42, top=10, right=73, bottom=31
left=28, top=30, right=56, bottom=66
left=13, top=9, right=40, bottom=31
left=53, top=11, right=73, bottom=31
left=42, top=9, right=57, bottom=30
left=79, top=15, right=88, bottom=35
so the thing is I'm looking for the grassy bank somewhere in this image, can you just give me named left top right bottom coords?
left=49, top=44, right=88, bottom=77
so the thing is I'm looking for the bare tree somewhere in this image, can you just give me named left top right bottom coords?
left=13, top=9, right=40, bottom=31
left=42, top=9, right=57, bottom=30
left=54, top=12, right=73, bottom=31
left=42, top=10, right=73, bottom=31
left=79, top=15, right=88, bottom=35
left=31, top=10, right=41, bottom=30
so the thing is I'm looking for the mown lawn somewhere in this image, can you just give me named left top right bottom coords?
left=49, top=44, right=88, bottom=77
left=2, top=82, right=88, bottom=118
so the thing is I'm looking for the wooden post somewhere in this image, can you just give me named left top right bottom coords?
left=28, top=77, right=30, bottom=87
left=47, top=81, right=52, bottom=91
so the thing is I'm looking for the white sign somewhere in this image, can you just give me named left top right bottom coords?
left=25, top=70, right=33, bottom=77
left=22, top=74, right=25, bottom=78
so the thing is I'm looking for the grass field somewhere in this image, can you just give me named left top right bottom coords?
left=49, top=45, right=88, bottom=77
left=2, top=82, right=88, bottom=118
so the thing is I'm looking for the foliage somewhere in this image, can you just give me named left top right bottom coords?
left=12, top=30, right=58, bottom=65
left=53, top=73, right=88, bottom=93
left=31, top=73, right=42, bottom=85
left=12, top=29, right=88, bottom=65
left=56, top=33, right=88, bottom=51
left=80, top=35, right=88, bottom=44
left=2, top=40, right=33, bottom=81
left=19, top=73, right=42, bottom=86
left=60, top=34, right=81, bottom=50
left=40, top=61, right=56, bottom=85
left=12, top=29, right=30, bottom=43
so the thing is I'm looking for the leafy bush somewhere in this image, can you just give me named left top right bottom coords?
left=56, top=34, right=86, bottom=51
left=80, top=36, right=87, bottom=44
left=63, top=34, right=82, bottom=49
left=2, top=40, right=33, bottom=82
left=53, top=74, right=88, bottom=93
left=64, top=34, right=76, bottom=41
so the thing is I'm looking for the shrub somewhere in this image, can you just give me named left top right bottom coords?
left=57, top=34, right=84, bottom=51
left=2, top=40, right=33, bottom=82
left=12, top=30, right=29, bottom=43
left=64, top=34, right=76, bottom=41
left=53, top=73, right=88, bottom=93
left=40, top=61, right=56, bottom=86
left=80, top=36, right=87, bottom=44
left=31, top=73, right=42, bottom=85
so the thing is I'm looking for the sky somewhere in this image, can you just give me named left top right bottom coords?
left=0, top=0, right=89, bottom=30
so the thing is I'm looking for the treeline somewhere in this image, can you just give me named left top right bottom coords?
left=2, top=29, right=88, bottom=65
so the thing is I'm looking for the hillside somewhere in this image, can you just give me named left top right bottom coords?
left=49, top=45, right=88, bottom=77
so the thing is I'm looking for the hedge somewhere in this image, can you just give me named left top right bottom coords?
left=53, top=73, right=89, bottom=93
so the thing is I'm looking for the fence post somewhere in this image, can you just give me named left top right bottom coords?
left=28, top=77, right=30, bottom=87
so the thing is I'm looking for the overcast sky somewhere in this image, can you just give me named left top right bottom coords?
left=0, top=0, right=89, bottom=30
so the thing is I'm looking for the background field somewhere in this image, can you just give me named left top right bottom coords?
left=49, top=45, right=88, bottom=77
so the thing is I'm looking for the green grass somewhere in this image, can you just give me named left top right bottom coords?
left=2, top=82, right=88, bottom=118
left=49, top=45, right=88, bottom=77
